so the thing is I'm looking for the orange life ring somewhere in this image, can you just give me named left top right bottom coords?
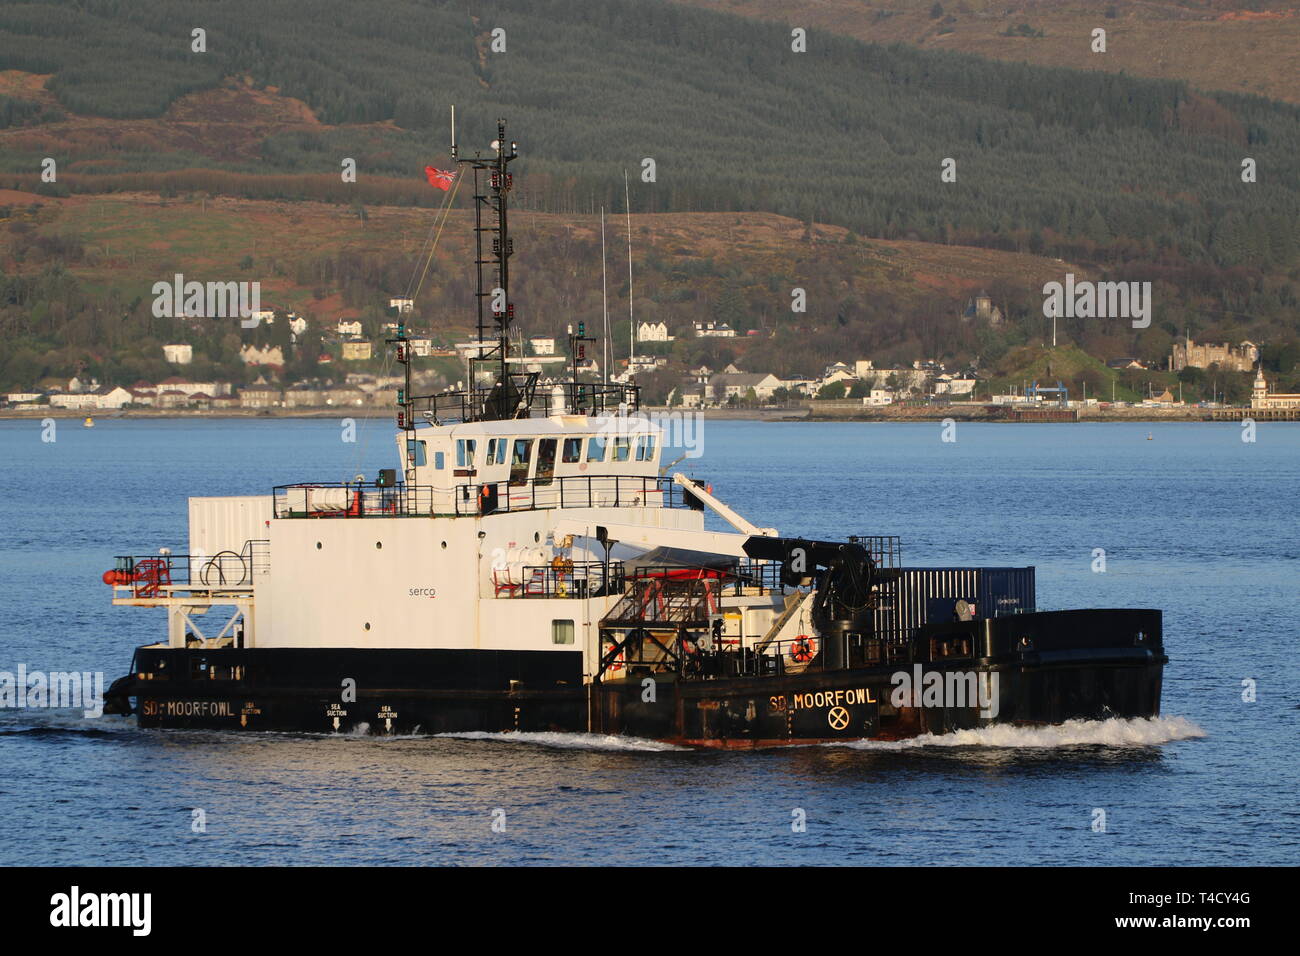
left=789, top=635, right=817, bottom=663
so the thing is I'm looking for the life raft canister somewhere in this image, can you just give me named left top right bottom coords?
left=789, top=635, right=817, bottom=663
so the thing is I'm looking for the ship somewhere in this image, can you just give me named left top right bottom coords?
left=100, top=120, right=1167, bottom=746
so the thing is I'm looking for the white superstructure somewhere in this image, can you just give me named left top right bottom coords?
left=108, top=412, right=802, bottom=684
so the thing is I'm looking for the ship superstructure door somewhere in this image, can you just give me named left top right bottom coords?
left=535, top=438, right=558, bottom=507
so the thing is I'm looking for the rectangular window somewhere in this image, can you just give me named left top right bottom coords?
left=536, top=438, right=557, bottom=486
left=509, top=438, right=533, bottom=486
left=562, top=437, right=582, bottom=463
left=406, top=439, right=427, bottom=467
left=486, top=438, right=507, bottom=465
left=635, top=435, right=656, bottom=461
left=433, top=451, right=445, bottom=469
left=456, top=439, right=477, bottom=468
left=551, top=619, right=575, bottom=645
left=586, top=436, right=606, bottom=462
left=613, top=436, right=631, bottom=462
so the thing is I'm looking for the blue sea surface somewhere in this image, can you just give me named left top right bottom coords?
left=0, top=417, right=1296, bottom=865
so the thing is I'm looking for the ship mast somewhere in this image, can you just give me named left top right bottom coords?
left=457, top=117, right=529, bottom=420
left=392, top=113, right=644, bottom=432
left=392, top=115, right=537, bottom=432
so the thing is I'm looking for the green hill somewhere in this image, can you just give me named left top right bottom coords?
left=0, top=0, right=1297, bottom=273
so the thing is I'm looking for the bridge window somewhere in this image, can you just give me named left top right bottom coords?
left=509, top=439, right=533, bottom=486
left=562, top=437, right=582, bottom=463
left=586, top=436, right=606, bottom=462
left=486, top=438, right=507, bottom=465
left=613, top=436, right=631, bottom=462
left=433, top=451, right=445, bottom=469
left=536, top=438, right=557, bottom=486
left=635, top=435, right=656, bottom=461
left=406, top=439, right=427, bottom=467
left=456, top=439, right=477, bottom=467
left=552, top=620, right=575, bottom=645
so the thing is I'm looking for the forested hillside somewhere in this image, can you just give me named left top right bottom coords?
left=675, top=0, right=1300, bottom=106
left=0, top=0, right=1297, bottom=397
left=1, top=0, right=1297, bottom=271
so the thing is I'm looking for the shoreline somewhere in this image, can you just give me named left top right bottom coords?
left=0, top=405, right=1273, bottom=423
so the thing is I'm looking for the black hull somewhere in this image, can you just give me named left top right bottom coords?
left=112, top=647, right=587, bottom=735
left=105, top=610, right=1165, bottom=745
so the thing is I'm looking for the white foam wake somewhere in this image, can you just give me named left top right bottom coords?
left=829, top=716, right=1206, bottom=751
left=434, top=730, right=689, bottom=752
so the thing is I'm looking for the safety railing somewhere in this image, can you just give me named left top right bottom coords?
left=106, top=539, right=270, bottom=596
left=848, top=535, right=902, bottom=569
left=456, top=474, right=691, bottom=516
left=406, top=379, right=640, bottom=425
left=273, top=482, right=436, bottom=518
left=494, top=561, right=625, bottom=599
left=598, top=624, right=924, bottom=683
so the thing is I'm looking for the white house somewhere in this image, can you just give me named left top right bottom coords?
left=819, top=366, right=857, bottom=390
left=93, top=386, right=134, bottom=409
left=337, top=319, right=364, bottom=338
left=638, top=321, right=673, bottom=343
left=156, top=376, right=231, bottom=397
left=708, top=372, right=782, bottom=402
left=674, top=385, right=705, bottom=408
left=529, top=337, right=556, bottom=356
left=50, top=387, right=132, bottom=410
left=240, top=344, right=285, bottom=366
left=629, top=355, right=666, bottom=374
left=860, top=367, right=928, bottom=391
left=48, top=393, right=98, bottom=410
left=694, top=321, right=736, bottom=338
left=162, top=344, right=193, bottom=365
left=862, top=388, right=893, bottom=407
left=389, top=297, right=414, bottom=314
left=936, top=377, right=976, bottom=397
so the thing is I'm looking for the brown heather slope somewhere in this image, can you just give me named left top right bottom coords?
left=676, top=0, right=1300, bottom=103
left=0, top=189, right=1084, bottom=333
left=0, top=73, right=338, bottom=166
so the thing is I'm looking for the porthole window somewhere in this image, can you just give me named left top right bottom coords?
left=316, top=542, right=322, bottom=550
left=376, top=541, right=383, bottom=549
left=441, top=541, right=447, bottom=549
left=364, top=622, right=371, bottom=631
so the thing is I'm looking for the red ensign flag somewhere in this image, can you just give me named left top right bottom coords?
left=424, top=166, right=455, bottom=190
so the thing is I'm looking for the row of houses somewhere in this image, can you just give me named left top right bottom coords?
left=5, top=373, right=409, bottom=411
left=666, top=359, right=976, bottom=407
